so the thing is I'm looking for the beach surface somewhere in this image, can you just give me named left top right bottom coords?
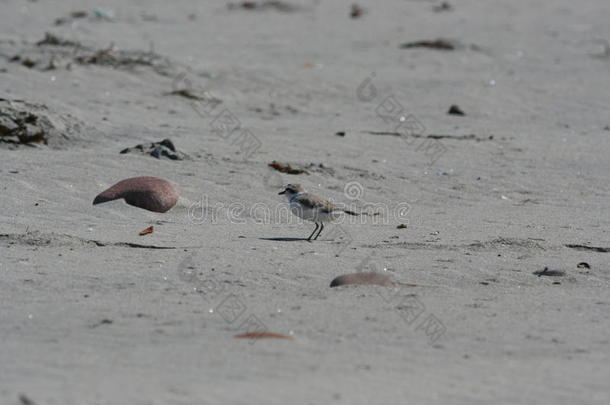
left=1, top=0, right=609, bottom=404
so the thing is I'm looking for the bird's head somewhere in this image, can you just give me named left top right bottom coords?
left=278, top=183, right=304, bottom=197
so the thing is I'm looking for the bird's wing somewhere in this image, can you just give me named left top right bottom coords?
left=295, top=193, right=336, bottom=213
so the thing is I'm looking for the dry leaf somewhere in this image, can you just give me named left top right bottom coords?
left=268, top=161, right=309, bottom=175
left=139, top=226, right=154, bottom=236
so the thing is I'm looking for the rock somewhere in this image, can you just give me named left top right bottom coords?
left=120, top=139, right=188, bottom=160
left=0, top=98, right=86, bottom=148
left=93, top=177, right=179, bottom=213
left=447, top=104, right=465, bottom=116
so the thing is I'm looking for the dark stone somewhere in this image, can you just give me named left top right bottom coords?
left=448, top=105, right=465, bottom=116
left=120, top=138, right=188, bottom=160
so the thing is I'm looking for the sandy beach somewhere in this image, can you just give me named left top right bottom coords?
left=1, top=0, right=610, bottom=404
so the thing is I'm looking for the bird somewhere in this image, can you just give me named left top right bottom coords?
left=278, top=184, right=357, bottom=241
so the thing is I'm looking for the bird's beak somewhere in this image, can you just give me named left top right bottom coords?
left=278, top=190, right=286, bottom=195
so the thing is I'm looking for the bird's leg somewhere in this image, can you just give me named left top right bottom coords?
left=313, top=222, right=324, bottom=240
left=307, top=223, right=319, bottom=241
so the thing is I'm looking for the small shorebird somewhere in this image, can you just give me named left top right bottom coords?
left=279, top=184, right=357, bottom=241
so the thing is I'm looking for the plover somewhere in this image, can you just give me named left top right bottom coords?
left=279, top=184, right=357, bottom=241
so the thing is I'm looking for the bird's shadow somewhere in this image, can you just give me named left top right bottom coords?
left=259, top=237, right=310, bottom=242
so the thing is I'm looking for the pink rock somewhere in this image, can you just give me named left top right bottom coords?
left=93, top=176, right=178, bottom=213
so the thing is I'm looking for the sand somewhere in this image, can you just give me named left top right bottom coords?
left=1, top=0, right=609, bottom=404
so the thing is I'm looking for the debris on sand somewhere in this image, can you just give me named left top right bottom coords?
left=54, top=10, right=88, bottom=26
left=234, top=331, right=293, bottom=339
left=93, top=177, right=179, bottom=213
left=268, top=161, right=309, bottom=175
left=447, top=104, right=465, bottom=116
left=433, top=2, right=452, bottom=12
left=165, top=88, right=222, bottom=109
left=397, top=224, right=407, bottom=229
left=120, top=138, right=189, bottom=160
left=74, top=45, right=172, bottom=75
left=165, top=89, right=203, bottom=100
left=512, top=198, right=538, bottom=206
left=90, top=318, right=113, bottom=328
left=92, top=8, right=115, bottom=21
left=533, top=267, right=566, bottom=277
left=249, top=103, right=298, bottom=120
left=302, top=162, right=335, bottom=176
left=565, top=244, right=610, bottom=253
left=577, top=262, right=590, bottom=269
left=364, top=130, right=493, bottom=142
left=36, top=32, right=81, bottom=47
left=400, top=38, right=457, bottom=50
left=2, top=34, right=177, bottom=77
left=18, top=394, right=36, bottom=405
left=0, top=98, right=86, bottom=148
left=330, top=272, right=395, bottom=287
left=350, top=4, right=364, bottom=19
left=228, top=1, right=299, bottom=12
